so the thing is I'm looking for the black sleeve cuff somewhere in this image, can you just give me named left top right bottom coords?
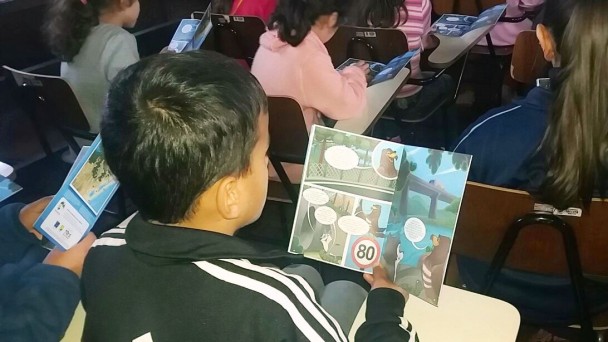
left=365, top=288, right=406, bottom=321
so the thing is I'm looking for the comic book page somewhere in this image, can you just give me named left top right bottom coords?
left=432, top=4, right=507, bottom=37
left=288, top=126, right=471, bottom=306
left=336, top=49, right=419, bottom=86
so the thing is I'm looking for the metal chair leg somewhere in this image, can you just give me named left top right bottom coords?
left=482, top=213, right=596, bottom=341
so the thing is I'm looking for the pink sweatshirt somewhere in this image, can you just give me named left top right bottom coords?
left=477, top=0, right=545, bottom=47
left=394, top=0, right=432, bottom=98
left=251, top=30, right=367, bottom=132
left=251, top=29, right=367, bottom=183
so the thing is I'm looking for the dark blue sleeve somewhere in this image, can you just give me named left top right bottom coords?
left=0, top=203, right=48, bottom=265
left=0, top=263, right=80, bottom=342
left=354, top=288, right=417, bottom=341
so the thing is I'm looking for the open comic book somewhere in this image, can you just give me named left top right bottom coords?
left=432, top=4, right=507, bottom=37
left=336, top=49, right=419, bottom=87
left=288, top=126, right=472, bottom=306
left=34, top=137, right=119, bottom=250
left=168, top=4, right=213, bottom=53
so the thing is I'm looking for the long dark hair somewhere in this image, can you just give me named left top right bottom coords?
left=269, top=0, right=352, bottom=47
left=539, top=0, right=608, bottom=208
left=211, top=0, right=233, bottom=14
left=351, top=0, right=409, bottom=28
left=44, top=0, right=128, bottom=62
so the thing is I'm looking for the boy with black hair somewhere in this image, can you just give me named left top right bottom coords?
left=82, top=50, right=416, bottom=341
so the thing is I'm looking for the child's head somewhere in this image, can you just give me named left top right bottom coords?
left=539, top=0, right=608, bottom=208
left=535, top=0, right=577, bottom=66
left=101, top=51, right=269, bottom=233
left=349, top=0, right=408, bottom=28
left=44, top=0, right=140, bottom=61
left=270, top=0, right=353, bottom=46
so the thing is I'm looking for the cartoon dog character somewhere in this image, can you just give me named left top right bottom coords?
left=355, top=204, right=382, bottom=236
left=377, top=148, right=399, bottom=178
left=421, top=235, right=451, bottom=303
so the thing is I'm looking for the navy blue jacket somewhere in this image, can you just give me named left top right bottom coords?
left=0, top=204, right=80, bottom=342
left=0, top=203, right=49, bottom=266
left=453, top=86, right=552, bottom=189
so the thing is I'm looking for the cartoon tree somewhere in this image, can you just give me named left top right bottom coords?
left=444, top=198, right=461, bottom=213
left=426, top=149, right=443, bottom=175
left=314, top=129, right=332, bottom=164
left=451, top=153, right=470, bottom=171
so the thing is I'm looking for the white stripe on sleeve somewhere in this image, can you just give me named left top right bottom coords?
left=221, top=259, right=347, bottom=341
left=92, top=237, right=126, bottom=247
left=194, top=261, right=331, bottom=342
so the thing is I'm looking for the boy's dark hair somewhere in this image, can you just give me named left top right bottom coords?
left=101, top=51, right=268, bottom=223
left=44, top=0, right=136, bottom=62
left=269, top=0, right=352, bottom=47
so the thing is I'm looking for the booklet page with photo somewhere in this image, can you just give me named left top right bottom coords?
left=288, top=126, right=472, bottom=306
left=168, top=4, right=212, bottom=53
left=432, top=4, right=507, bottom=37
left=34, top=137, right=119, bottom=250
left=0, top=176, right=22, bottom=203
left=337, top=49, right=419, bottom=87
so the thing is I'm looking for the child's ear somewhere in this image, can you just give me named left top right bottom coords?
left=215, top=176, right=241, bottom=220
left=119, top=0, right=134, bottom=9
left=329, top=12, right=339, bottom=28
left=536, top=24, right=557, bottom=64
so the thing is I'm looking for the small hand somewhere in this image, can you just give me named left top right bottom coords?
left=43, top=233, right=96, bottom=277
left=19, top=196, right=53, bottom=239
left=363, top=265, right=409, bottom=302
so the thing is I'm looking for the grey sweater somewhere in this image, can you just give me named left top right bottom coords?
left=61, top=24, right=139, bottom=133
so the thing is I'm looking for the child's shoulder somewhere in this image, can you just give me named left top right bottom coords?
left=91, top=23, right=135, bottom=43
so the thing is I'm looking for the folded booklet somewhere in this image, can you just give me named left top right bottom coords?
left=34, top=137, right=119, bottom=250
left=288, top=126, right=472, bottom=306
left=336, top=49, right=419, bottom=87
left=0, top=175, right=22, bottom=203
left=168, top=4, right=213, bottom=53
left=432, top=4, right=507, bottom=37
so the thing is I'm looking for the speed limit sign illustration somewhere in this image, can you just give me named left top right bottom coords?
left=351, top=236, right=381, bottom=269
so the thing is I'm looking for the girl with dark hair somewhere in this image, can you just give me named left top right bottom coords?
left=455, top=2, right=608, bottom=338
left=44, top=0, right=141, bottom=133
left=251, top=0, right=369, bottom=182
left=454, top=0, right=607, bottom=209
left=350, top=0, right=432, bottom=99
left=211, top=0, right=277, bottom=23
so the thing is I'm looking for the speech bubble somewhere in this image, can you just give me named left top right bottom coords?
left=324, top=146, right=359, bottom=171
left=315, top=206, right=338, bottom=225
left=182, top=24, right=194, bottom=33
left=303, top=188, right=330, bottom=206
left=337, top=216, right=370, bottom=235
left=403, top=217, right=426, bottom=242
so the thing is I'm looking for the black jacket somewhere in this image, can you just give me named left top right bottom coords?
left=82, top=215, right=415, bottom=341
left=0, top=203, right=80, bottom=342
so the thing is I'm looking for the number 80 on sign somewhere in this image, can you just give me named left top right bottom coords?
left=351, top=236, right=381, bottom=269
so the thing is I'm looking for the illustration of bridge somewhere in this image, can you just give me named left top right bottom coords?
left=401, top=174, right=457, bottom=219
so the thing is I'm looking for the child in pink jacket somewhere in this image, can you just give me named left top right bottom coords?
left=478, top=0, right=545, bottom=47
left=251, top=0, right=368, bottom=132
left=251, top=0, right=368, bottom=183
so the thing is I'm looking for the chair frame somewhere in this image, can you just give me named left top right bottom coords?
left=482, top=212, right=596, bottom=341
left=209, top=14, right=266, bottom=66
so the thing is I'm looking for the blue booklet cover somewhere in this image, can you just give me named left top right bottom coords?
left=0, top=176, right=22, bottom=203
left=432, top=4, right=507, bottom=37
left=168, top=4, right=212, bottom=53
left=337, top=49, right=419, bottom=87
left=289, top=126, right=472, bottom=306
left=34, top=137, right=119, bottom=250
